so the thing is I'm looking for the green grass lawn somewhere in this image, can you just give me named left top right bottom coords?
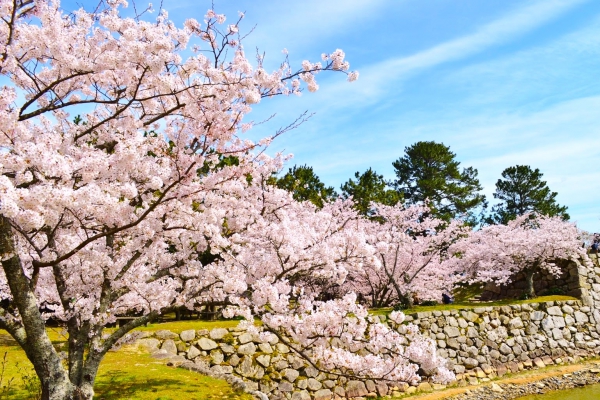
left=133, top=318, right=245, bottom=333
left=370, top=295, right=578, bottom=316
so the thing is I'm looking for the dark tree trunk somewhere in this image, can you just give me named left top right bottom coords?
left=0, top=216, right=83, bottom=399
left=525, top=268, right=536, bottom=299
left=399, top=292, right=415, bottom=309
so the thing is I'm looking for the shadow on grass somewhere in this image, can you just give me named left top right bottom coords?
left=94, top=370, right=243, bottom=400
left=0, top=334, right=17, bottom=347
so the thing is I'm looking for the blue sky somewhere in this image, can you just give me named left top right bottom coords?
left=69, top=0, right=600, bottom=232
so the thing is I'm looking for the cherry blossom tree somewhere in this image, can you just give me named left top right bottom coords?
left=351, top=204, right=469, bottom=308
left=209, top=172, right=454, bottom=385
left=0, top=1, right=364, bottom=398
left=451, top=214, right=588, bottom=298
left=0, top=1, right=455, bottom=399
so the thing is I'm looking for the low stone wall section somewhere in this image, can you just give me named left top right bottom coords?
left=405, top=300, right=600, bottom=386
left=132, top=258, right=600, bottom=399
left=137, top=326, right=386, bottom=400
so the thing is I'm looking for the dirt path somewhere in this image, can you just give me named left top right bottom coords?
left=405, top=361, right=598, bottom=400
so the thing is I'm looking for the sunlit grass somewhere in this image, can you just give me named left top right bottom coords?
left=370, top=295, right=578, bottom=316
left=132, top=318, right=244, bottom=333
left=0, top=319, right=253, bottom=400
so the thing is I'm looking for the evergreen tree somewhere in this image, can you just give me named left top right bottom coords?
left=489, top=165, right=569, bottom=224
left=391, top=141, right=486, bottom=222
left=275, top=164, right=337, bottom=208
left=341, top=168, right=401, bottom=217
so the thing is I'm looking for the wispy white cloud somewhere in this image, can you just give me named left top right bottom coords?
left=310, top=0, right=592, bottom=110
left=440, top=15, right=600, bottom=110
left=381, top=0, right=590, bottom=74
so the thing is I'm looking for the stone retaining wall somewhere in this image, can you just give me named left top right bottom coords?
left=134, top=257, right=600, bottom=399
left=480, top=260, right=583, bottom=300
left=404, top=300, right=600, bottom=386
left=137, top=325, right=389, bottom=400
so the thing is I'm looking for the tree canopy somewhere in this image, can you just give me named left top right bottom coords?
left=274, top=164, right=337, bottom=208
left=340, top=167, right=401, bottom=217
left=2, top=3, right=436, bottom=398
left=488, top=165, right=569, bottom=224
left=391, top=141, right=486, bottom=222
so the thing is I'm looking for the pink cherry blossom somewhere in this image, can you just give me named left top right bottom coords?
left=0, top=2, right=370, bottom=398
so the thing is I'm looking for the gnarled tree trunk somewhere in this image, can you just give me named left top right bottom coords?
left=0, top=216, right=83, bottom=399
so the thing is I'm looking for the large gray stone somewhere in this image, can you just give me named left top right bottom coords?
left=462, top=311, right=479, bottom=322
left=552, top=316, right=565, bottom=328
left=198, top=337, right=218, bottom=351
left=155, top=330, right=178, bottom=340
left=220, top=343, right=235, bottom=354
left=228, top=354, right=240, bottom=367
left=530, top=311, right=545, bottom=321
left=210, top=349, right=224, bottom=364
left=283, top=368, right=300, bottom=382
left=137, top=338, right=160, bottom=352
left=541, top=317, right=555, bottom=331
left=444, top=326, right=460, bottom=338
left=279, top=381, right=294, bottom=392
left=297, top=378, right=308, bottom=389
left=256, top=354, right=271, bottom=367
left=546, top=306, right=562, bottom=316
left=151, top=349, right=170, bottom=359
left=509, top=317, right=524, bottom=329
left=322, top=380, right=335, bottom=389
left=238, top=342, right=257, bottom=355
left=376, top=382, right=389, bottom=396
left=466, top=327, right=479, bottom=338
left=291, top=390, right=311, bottom=400
left=276, top=343, right=290, bottom=353
left=561, top=305, right=574, bottom=314
left=274, top=359, right=289, bottom=370
left=346, top=381, right=368, bottom=397
left=238, top=332, right=254, bottom=344
left=463, top=358, right=479, bottom=368
left=180, top=329, right=196, bottom=342
left=259, top=343, right=273, bottom=354
left=236, top=356, right=264, bottom=378
left=161, top=339, right=177, bottom=355
left=187, top=345, right=201, bottom=359
left=499, top=343, right=512, bottom=355
left=307, top=378, right=322, bottom=391
left=552, top=328, right=564, bottom=341
left=313, top=389, right=333, bottom=400
left=575, top=311, right=589, bottom=324
left=165, top=355, right=187, bottom=367
left=209, top=328, right=229, bottom=340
